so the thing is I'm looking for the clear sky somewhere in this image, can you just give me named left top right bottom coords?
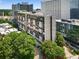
left=0, top=0, right=41, bottom=9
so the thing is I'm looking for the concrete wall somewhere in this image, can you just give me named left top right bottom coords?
left=42, top=0, right=70, bottom=19
left=61, top=0, right=70, bottom=19
left=41, top=0, right=71, bottom=41
left=44, top=16, right=56, bottom=41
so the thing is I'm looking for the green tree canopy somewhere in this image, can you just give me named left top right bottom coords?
left=0, top=32, right=36, bottom=59
left=67, top=26, right=79, bottom=43
left=40, top=40, right=65, bottom=59
left=55, top=32, right=65, bottom=47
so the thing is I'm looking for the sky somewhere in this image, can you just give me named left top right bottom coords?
left=0, top=0, right=41, bottom=9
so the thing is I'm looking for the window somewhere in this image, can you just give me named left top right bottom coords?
left=39, top=22, right=43, bottom=28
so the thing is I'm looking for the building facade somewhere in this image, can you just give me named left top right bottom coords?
left=41, top=0, right=79, bottom=41
left=70, top=0, right=79, bottom=19
left=56, top=19, right=79, bottom=36
left=70, top=0, right=79, bottom=9
left=42, top=0, right=70, bottom=19
left=12, top=2, right=33, bottom=18
left=16, top=11, right=45, bottom=42
left=41, top=0, right=71, bottom=41
left=12, top=2, right=33, bottom=12
left=42, top=0, right=79, bottom=19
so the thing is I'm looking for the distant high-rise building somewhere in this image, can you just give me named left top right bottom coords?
left=70, top=0, right=79, bottom=9
left=12, top=2, right=33, bottom=12
left=41, top=0, right=79, bottom=41
left=12, top=2, right=33, bottom=19
left=42, top=0, right=70, bottom=19
left=42, top=0, right=79, bottom=19
left=70, top=0, right=79, bottom=19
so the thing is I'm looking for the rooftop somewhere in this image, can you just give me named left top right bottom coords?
left=18, top=11, right=44, bottom=16
left=56, top=19, right=79, bottom=26
left=0, top=23, right=20, bottom=35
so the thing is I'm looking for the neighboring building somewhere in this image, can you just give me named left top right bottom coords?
left=70, top=0, right=79, bottom=9
left=42, top=0, right=70, bottom=19
left=42, top=0, right=79, bottom=19
left=12, top=2, right=33, bottom=18
left=56, top=19, right=79, bottom=36
left=16, top=11, right=44, bottom=42
left=70, top=0, right=79, bottom=19
left=41, top=0, right=79, bottom=41
left=56, top=19, right=79, bottom=50
left=12, top=2, right=33, bottom=12
left=41, top=0, right=70, bottom=41
left=34, top=9, right=41, bottom=13
left=15, top=10, right=79, bottom=43
left=70, top=9, right=79, bottom=19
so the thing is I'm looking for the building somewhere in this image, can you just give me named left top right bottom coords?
left=70, top=0, right=79, bottom=19
left=13, top=0, right=79, bottom=42
left=42, top=0, right=79, bottom=19
left=12, top=2, right=33, bottom=12
left=41, top=0, right=79, bottom=41
left=70, top=0, right=79, bottom=9
left=42, top=0, right=70, bottom=19
left=41, top=0, right=71, bottom=41
left=56, top=19, right=79, bottom=36
left=16, top=11, right=44, bottom=42
left=12, top=2, right=33, bottom=18
left=70, top=9, right=79, bottom=19
left=56, top=19, right=79, bottom=50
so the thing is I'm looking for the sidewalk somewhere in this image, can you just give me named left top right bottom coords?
left=64, top=46, right=79, bottom=59
left=64, top=46, right=73, bottom=58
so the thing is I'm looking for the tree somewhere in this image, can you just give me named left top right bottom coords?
left=55, top=32, right=65, bottom=47
left=40, top=40, right=65, bottom=59
left=67, top=26, right=79, bottom=43
left=0, top=32, right=36, bottom=59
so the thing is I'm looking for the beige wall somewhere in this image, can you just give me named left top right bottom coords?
left=0, top=16, right=13, bottom=20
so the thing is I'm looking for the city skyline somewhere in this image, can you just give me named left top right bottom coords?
left=0, top=0, right=41, bottom=9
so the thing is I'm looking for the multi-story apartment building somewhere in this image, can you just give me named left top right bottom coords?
left=12, top=2, right=33, bottom=18
left=70, top=0, right=79, bottom=9
left=16, top=11, right=44, bottom=42
left=12, top=2, right=33, bottom=12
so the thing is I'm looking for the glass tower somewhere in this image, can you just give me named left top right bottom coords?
left=70, top=0, right=79, bottom=9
